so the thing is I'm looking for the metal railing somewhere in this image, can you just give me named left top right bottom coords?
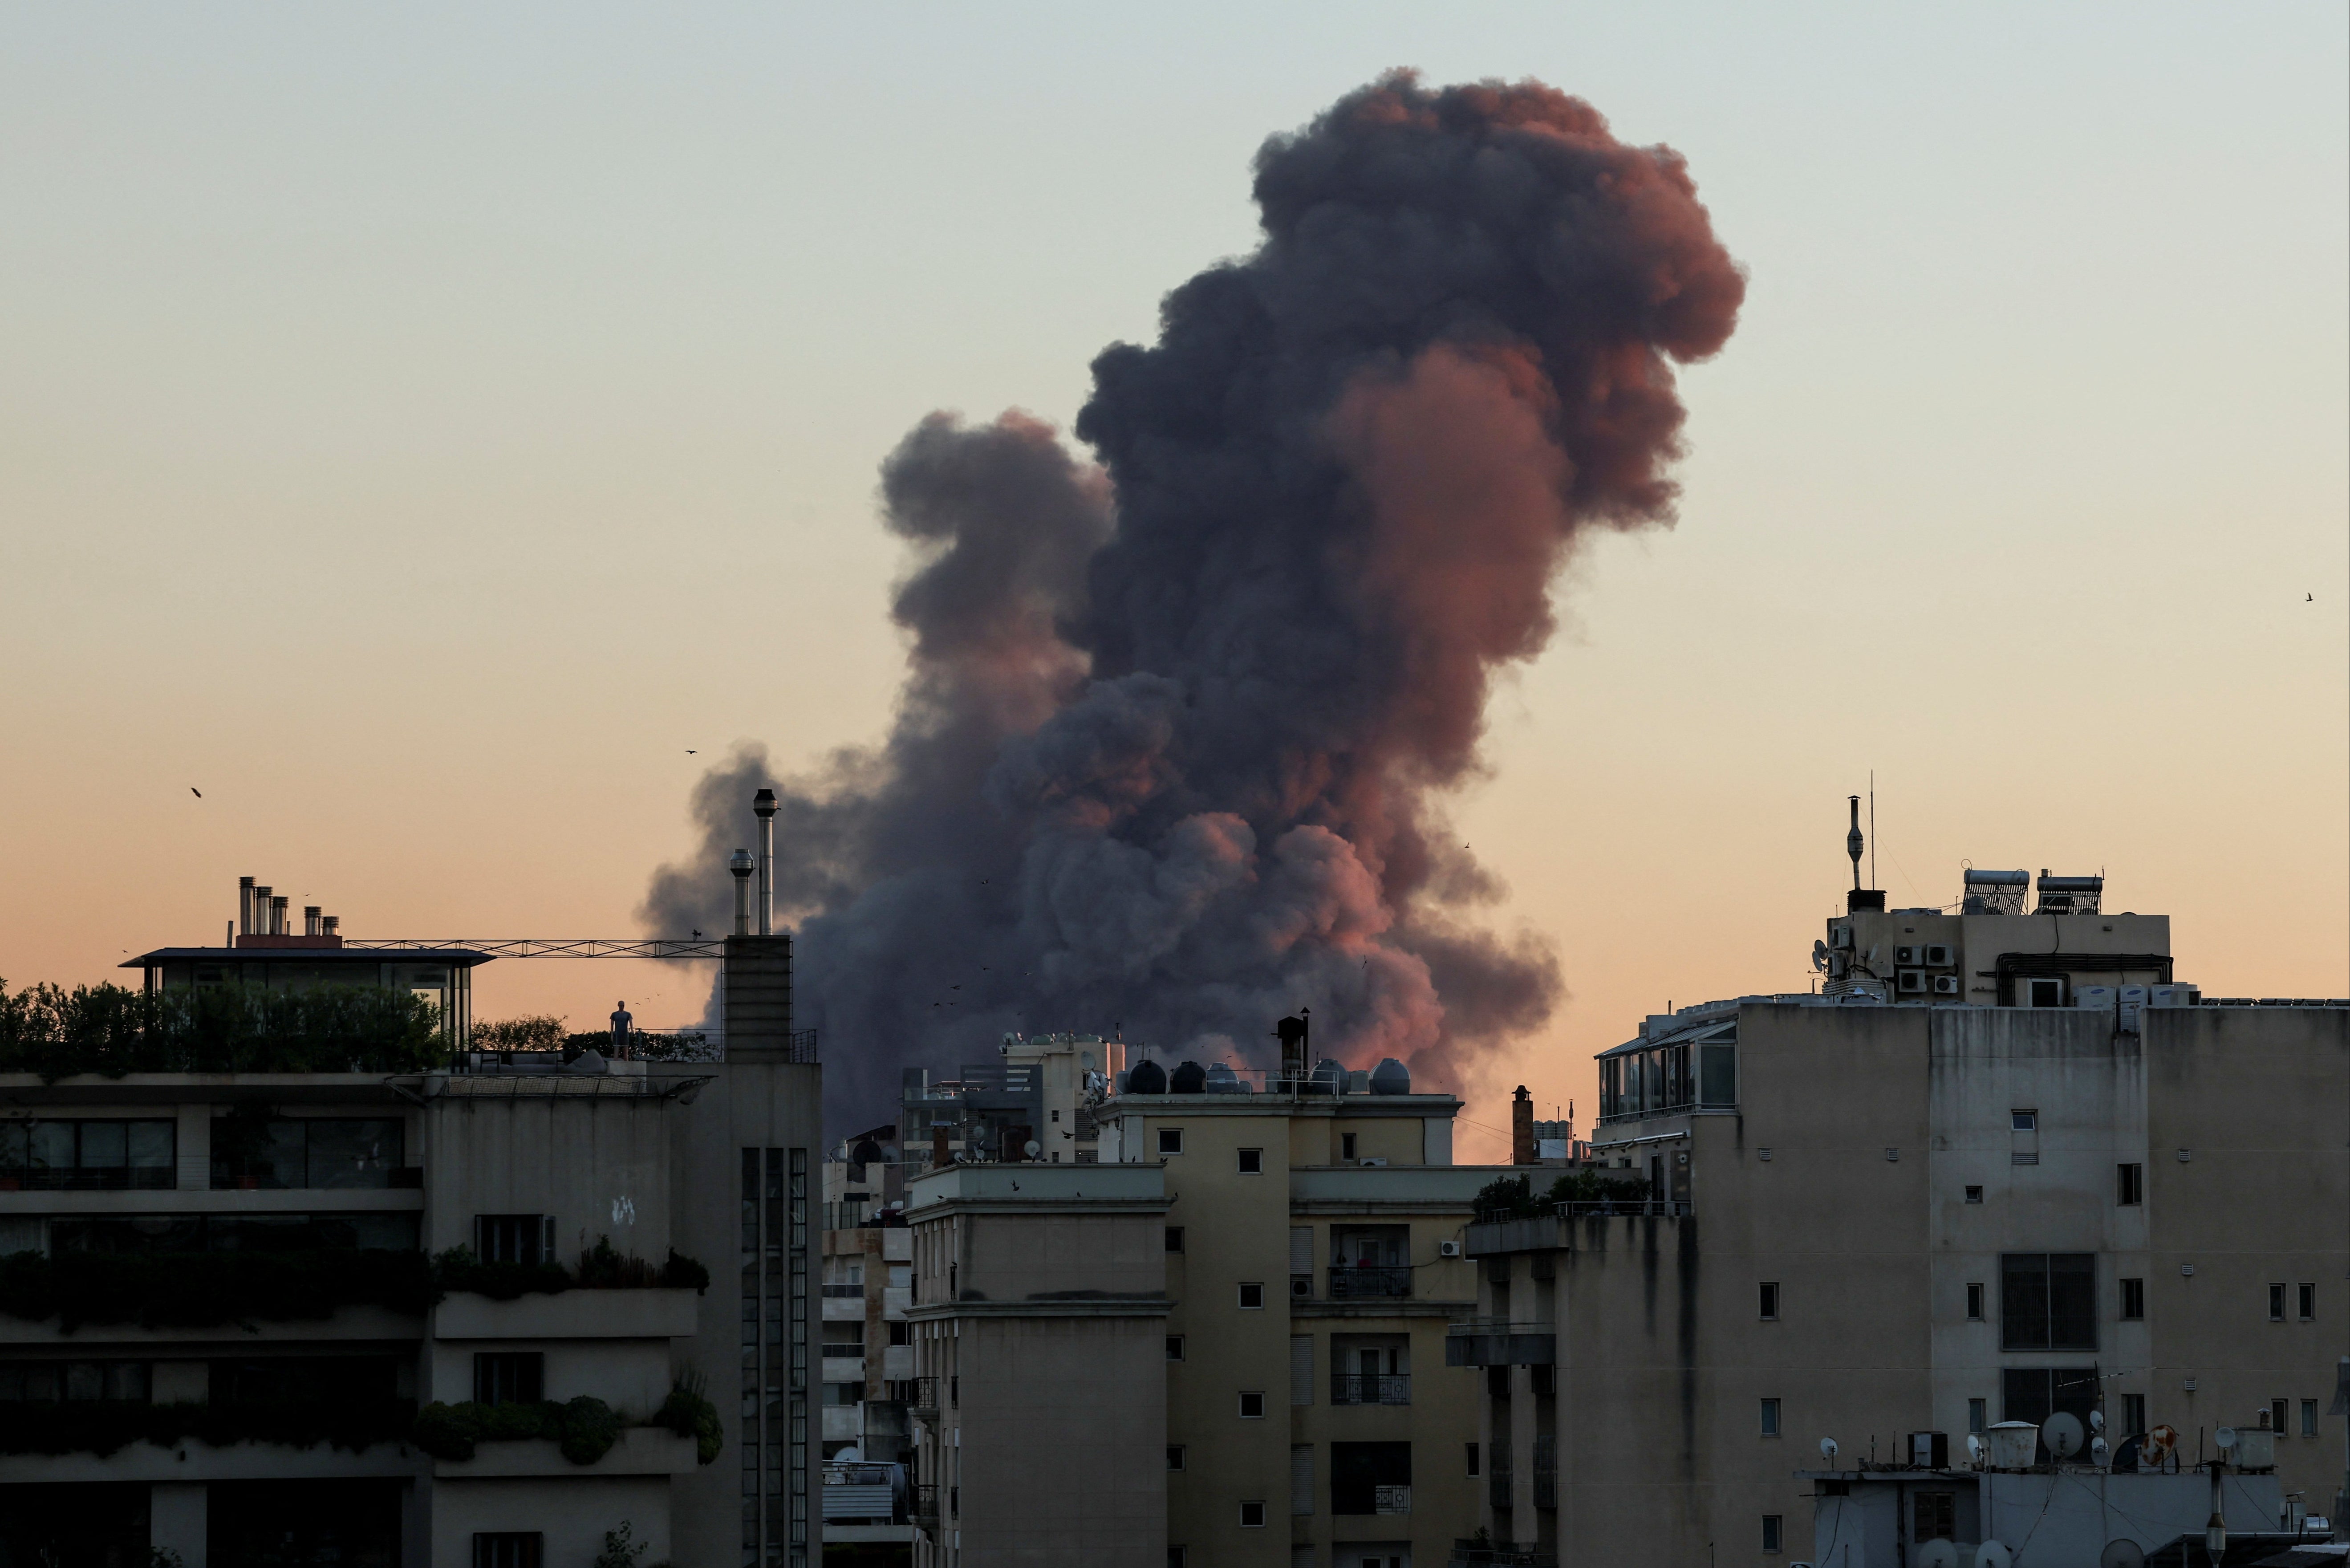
left=1450, top=1546, right=1557, bottom=1568
left=909, top=1484, right=939, bottom=1527
left=1557, top=1198, right=1688, bottom=1219
left=1330, top=1373, right=1411, bottom=1406
left=904, top=1376, right=939, bottom=1419
left=1327, top=1265, right=1412, bottom=1299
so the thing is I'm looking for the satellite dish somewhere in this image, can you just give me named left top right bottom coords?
left=1966, top=1434, right=1985, bottom=1464
left=1819, top=1437, right=1839, bottom=1461
left=2214, top=1425, right=2237, bottom=1450
left=2089, top=1410, right=2104, bottom=1433
left=1976, top=1541, right=2013, bottom=1568
left=1023, top=1140, right=1042, bottom=1158
left=1811, top=939, right=1830, bottom=973
left=2090, top=1436, right=2109, bottom=1465
left=2099, top=1540, right=2146, bottom=1568
left=1916, top=1541, right=1960, bottom=1568
left=2044, top=1412, right=2085, bottom=1459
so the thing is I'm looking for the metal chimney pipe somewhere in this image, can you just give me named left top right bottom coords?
left=729, top=850, right=755, bottom=936
left=752, top=789, right=779, bottom=937
left=304, top=906, right=321, bottom=937
left=255, top=887, right=273, bottom=935
left=239, top=877, right=256, bottom=937
left=270, top=895, right=288, bottom=935
left=322, top=915, right=339, bottom=937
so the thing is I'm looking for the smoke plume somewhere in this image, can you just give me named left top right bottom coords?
left=646, top=73, right=1744, bottom=1124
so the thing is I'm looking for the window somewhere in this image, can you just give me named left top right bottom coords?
left=472, top=1352, right=543, bottom=1406
left=1238, top=1148, right=1263, bottom=1174
left=474, top=1214, right=552, bottom=1265
left=2116, top=1163, right=2143, bottom=1206
left=1166, top=1336, right=1186, bottom=1362
left=2001, top=1253, right=2096, bottom=1350
left=1238, top=1391, right=1266, bottom=1419
left=1914, top=1492, right=1956, bottom=1544
left=2011, top=1110, right=2037, bottom=1132
left=1964, top=1186, right=1983, bottom=1204
left=1342, top=1133, right=1358, bottom=1161
left=0, top=1119, right=176, bottom=1191
left=2270, top=1284, right=2287, bottom=1322
left=2120, top=1278, right=2144, bottom=1320
left=2024, top=978, right=2064, bottom=1006
left=2298, top=1283, right=2316, bottom=1320
left=1966, top=1284, right=1985, bottom=1321
left=824, top=1381, right=860, bottom=1406
left=1291, top=1445, right=1314, bottom=1516
left=2123, top=1394, right=2145, bottom=1435
left=473, top=1535, right=543, bottom=1568
left=1169, top=1552, right=1186, bottom=1568
left=1761, top=1515, right=1783, bottom=1553
left=1165, top=1225, right=1184, bottom=1254
left=1331, top=1441, right=1412, bottom=1515
left=1758, top=1282, right=1779, bottom=1320
left=1238, top=1502, right=1267, bottom=1529
left=2270, top=1398, right=2289, bottom=1434
left=1968, top=1398, right=1987, bottom=1435
left=1157, top=1128, right=1184, bottom=1156
left=1760, top=1398, right=1781, bottom=1437
left=211, top=1117, right=402, bottom=1190
left=1465, top=1442, right=1480, bottom=1477
left=1167, top=1445, right=1185, bottom=1470
left=0, top=1359, right=151, bottom=1401
left=2304, top=1399, right=2320, bottom=1438
left=2003, top=1367, right=2099, bottom=1441
left=1239, top=1282, right=1266, bottom=1309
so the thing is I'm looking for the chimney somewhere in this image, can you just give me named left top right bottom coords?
left=239, top=877, right=256, bottom=937
left=322, top=916, right=339, bottom=937
left=304, top=906, right=322, bottom=937
left=253, top=886, right=272, bottom=940
left=752, top=789, right=779, bottom=936
left=729, top=850, right=755, bottom=936
left=1512, top=1085, right=1534, bottom=1166
left=726, top=790, right=800, bottom=1062
left=1273, top=1011, right=1310, bottom=1089
left=270, top=895, right=288, bottom=935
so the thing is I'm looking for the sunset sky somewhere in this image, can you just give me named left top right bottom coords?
left=3, top=4, right=2343, bottom=1160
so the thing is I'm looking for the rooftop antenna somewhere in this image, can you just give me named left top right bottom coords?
left=1869, top=770, right=1876, bottom=891
left=1847, top=796, right=1864, bottom=891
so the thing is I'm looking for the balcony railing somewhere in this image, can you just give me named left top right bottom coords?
left=904, top=1376, right=939, bottom=1421
left=1450, top=1545, right=1557, bottom=1568
left=1329, top=1373, right=1411, bottom=1406
left=1556, top=1198, right=1688, bottom=1219
left=910, top=1484, right=939, bottom=1527
left=1327, top=1265, right=1412, bottom=1299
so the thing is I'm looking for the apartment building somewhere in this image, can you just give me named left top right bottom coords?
left=820, top=1214, right=917, bottom=1556
left=0, top=892, right=821, bottom=1565
left=1455, top=866, right=2349, bottom=1568
left=899, top=1033, right=1126, bottom=1173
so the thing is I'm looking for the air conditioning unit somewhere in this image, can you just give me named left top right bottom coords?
left=1358, top=1157, right=1388, bottom=1168
left=1924, top=944, right=1954, bottom=968
left=2149, top=984, right=2201, bottom=1008
left=1829, top=925, right=1853, bottom=950
left=1438, top=1240, right=1462, bottom=1258
left=1897, top=970, right=1928, bottom=994
left=2074, top=985, right=2116, bottom=1010
left=1895, top=945, right=1921, bottom=967
left=1931, top=975, right=1960, bottom=997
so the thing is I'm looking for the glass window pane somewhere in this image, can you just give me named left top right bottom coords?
left=29, top=1123, right=75, bottom=1176
left=127, top=1122, right=175, bottom=1169
left=2048, top=1255, right=2096, bottom=1350
left=78, top=1123, right=127, bottom=1170
left=2001, top=1255, right=2050, bottom=1351
left=0, top=1122, right=28, bottom=1170
left=1700, top=1045, right=1737, bottom=1106
left=306, top=1121, right=401, bottom=1189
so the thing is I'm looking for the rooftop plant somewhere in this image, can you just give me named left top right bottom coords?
left=0, top=1396, right=416, bottom=1458
left=0, top=1247, right=440, bottom=1333
left=0, top=978, right=446, bottom=1082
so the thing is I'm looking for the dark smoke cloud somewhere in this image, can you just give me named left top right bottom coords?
left=646, top=72, right=1743, bottom=1125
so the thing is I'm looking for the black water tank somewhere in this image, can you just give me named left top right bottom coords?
left=1126, top=1059, right=1166, bottom=1095
left=1169, top=1060, right=1207, bottom=1094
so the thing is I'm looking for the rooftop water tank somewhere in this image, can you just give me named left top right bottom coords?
left=1368, top=1058, right=1411, bottom=1096
left=1169, top=1060, right=1207, bottom=1094
left=1310, top=1058, right=1346, bottom=1093
left=1126, top=1059, right=1166, bottom=1095
left=1985, top=1421, right=2038, bottom=1470
left=1204, top=1061, right=1246, bottom=1094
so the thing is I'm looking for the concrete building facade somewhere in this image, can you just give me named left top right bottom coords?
left=1457, top=871, right=2349, bottom=1568
left=0, top=922, right=821, bottom=1567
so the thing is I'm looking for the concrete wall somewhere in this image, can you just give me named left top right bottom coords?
left=423, top=1088, right=674, bottom=1261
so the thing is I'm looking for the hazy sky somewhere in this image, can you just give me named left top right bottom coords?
left=4, top=3, right=2343, bottom=1158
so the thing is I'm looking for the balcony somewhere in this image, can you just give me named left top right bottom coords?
left=432, top=1288, right=699, bottom=1341
left=910, top=1483, right=940, bottom=1527
left=1329, top=1373, right=1411, bottom=1406
left=904, top=1376, right=938, bottom=1422
left=1450, top=1545, right=1557, bottom=1568
left=1327, top=1266, right=1412, bottom=1300
left=1444, top=1321, right=1555, bottom=1368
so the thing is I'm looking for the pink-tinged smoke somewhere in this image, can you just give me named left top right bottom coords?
left=647, top=72, right=1745, bottom=1124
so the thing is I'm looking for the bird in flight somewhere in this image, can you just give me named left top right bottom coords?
left=686, top=749, right=698, bottom=755
left=190, top=788, right=202, bottom=798
left=2307, top=593, right=2314, bottom=602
